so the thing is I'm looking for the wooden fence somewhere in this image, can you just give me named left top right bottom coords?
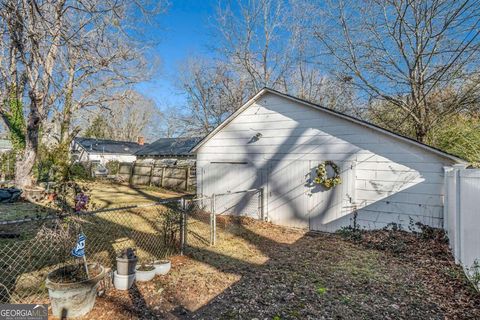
left=118, top=162, right=196, bottom=191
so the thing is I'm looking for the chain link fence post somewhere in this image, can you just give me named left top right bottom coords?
left=180, top=198, right=186, bottom=255
left=212, top=194, right=216, bottom=246
left=260, top=187, right=266, bottom=221
left=209, top=194, right=216, bottom=246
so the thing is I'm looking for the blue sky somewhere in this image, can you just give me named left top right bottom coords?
left=136, top=0, right=219, bottom=111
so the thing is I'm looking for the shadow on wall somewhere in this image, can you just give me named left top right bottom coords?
left=198, top=94, right=449, bottom=231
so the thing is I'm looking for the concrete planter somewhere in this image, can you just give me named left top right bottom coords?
left=113, top=271, right=135, bottom=290
left=135, top=265, right=155, bottom=282
left=46, top=263, right=105, bottom=319
left=153, top=260, right=171, bottom=275
left=23, top=186, right=45, bottom=202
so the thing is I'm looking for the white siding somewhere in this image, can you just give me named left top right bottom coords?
left=197, top=93, right=456, bottom=231
left=87, top=153, right=136, bottom=164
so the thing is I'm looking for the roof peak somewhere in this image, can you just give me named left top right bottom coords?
left=190, top=88, right=466, bottom=163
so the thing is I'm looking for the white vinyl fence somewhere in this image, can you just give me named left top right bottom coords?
left=444, top=165, right=480, bottom=280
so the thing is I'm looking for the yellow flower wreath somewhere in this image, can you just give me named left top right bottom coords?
left=314, top=160, right=342, bottom=189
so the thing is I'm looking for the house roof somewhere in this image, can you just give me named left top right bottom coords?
left=74, top=137, right=145, bottom=155
left=191, top=87, right=466, bottom=163
left=135, top=137, right=201, bottom=157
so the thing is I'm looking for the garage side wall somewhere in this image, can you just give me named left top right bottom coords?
left=196, top=93, right=455, bottom=231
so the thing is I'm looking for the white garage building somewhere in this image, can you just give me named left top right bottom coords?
left=192, top=88, right=466, bottom=232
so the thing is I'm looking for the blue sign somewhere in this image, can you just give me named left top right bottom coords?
left=71, top=233, right=86, bottom=258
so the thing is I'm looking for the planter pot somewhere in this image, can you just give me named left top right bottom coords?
left=45, top=263, right=105, bottom=319
left=153, top=260, right=171, bottom=275
left=116, top=256, right=137, bottom=276
left=113, top=271, right=135, bottom=290
left=23, top=186, right=45, bottom=202
left=135, top=265, right=155, bottom=282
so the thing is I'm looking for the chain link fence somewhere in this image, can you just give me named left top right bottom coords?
left=0, top=202, right=182, bottom=303
left=184, top=189, right=264, bottom=247
left=184, top=197, right=215, bottom=247
left=0, top=188, right=264, bottom=304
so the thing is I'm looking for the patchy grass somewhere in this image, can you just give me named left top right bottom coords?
left=73, top=217, right=480, bottom=320
left=86, top=182, right=183, bottom=209
left=0, top=182, right=182, bottom=222
left=0, top=201, right=54, bottom=221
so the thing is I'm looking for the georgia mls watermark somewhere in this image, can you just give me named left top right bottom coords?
left=0, top=304, right=48, bottom=320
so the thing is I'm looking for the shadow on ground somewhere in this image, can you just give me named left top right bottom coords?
left=85, top=216, right=480, bottom=320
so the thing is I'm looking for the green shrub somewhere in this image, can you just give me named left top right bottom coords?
left=105, top=160, right=120, bottom=175
left=69, top=163, right=91, bottom=180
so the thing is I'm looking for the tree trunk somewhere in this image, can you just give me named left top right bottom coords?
left=415, top=124, right=427, bottom=143
left=60, top=65, right=75, bottom=144
left=14, top=103, right=41, bottom=189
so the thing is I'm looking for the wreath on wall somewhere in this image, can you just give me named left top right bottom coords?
left=314, top=161, right=342, bottom=189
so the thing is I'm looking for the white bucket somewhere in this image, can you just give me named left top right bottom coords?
left=113, top=271, right=135, bottom=290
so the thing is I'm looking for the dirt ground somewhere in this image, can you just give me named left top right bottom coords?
left=70, top=217, right=480, bottom=320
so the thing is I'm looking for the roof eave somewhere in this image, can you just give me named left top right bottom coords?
left=190, top=88, right=466, bottom=164
left=191, top=88, right=269, bottom=153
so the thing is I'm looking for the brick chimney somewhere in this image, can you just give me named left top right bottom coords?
left=137, top=136, right=145, bottom=146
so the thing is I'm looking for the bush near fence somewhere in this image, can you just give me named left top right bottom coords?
left=118, top=161, right=196, bottom=191
left=0, top=203, right=182, bottom=303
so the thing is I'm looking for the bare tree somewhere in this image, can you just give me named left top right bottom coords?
left=289, top=61, right=357, bottom=113
left=0, top=0, right=165, bottom=187
left=82, top=90, right=162, bottom=142
left=0, top=0, right=68, bottom=187
left=170, top=0, right=358, bottom=137
left=55, top=19, right=153, bottom=145
left=175, top=58, right=248, bottom=136
left=216, top=0, right=297, bottom=93
left=158, top=107, right=185, bottom=138
left=310, top=0, right=480, bottom=142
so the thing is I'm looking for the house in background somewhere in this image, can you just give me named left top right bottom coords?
left=135, top=137, right=200, bottom=166
left=193, top=88, right=465, bottom=232
left=72, top=137, right=146, bottom=165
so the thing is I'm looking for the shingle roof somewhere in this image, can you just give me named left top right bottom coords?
left=74, top=137, right=145, bottom=155
left=135, top=137, right=201, bottom=157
